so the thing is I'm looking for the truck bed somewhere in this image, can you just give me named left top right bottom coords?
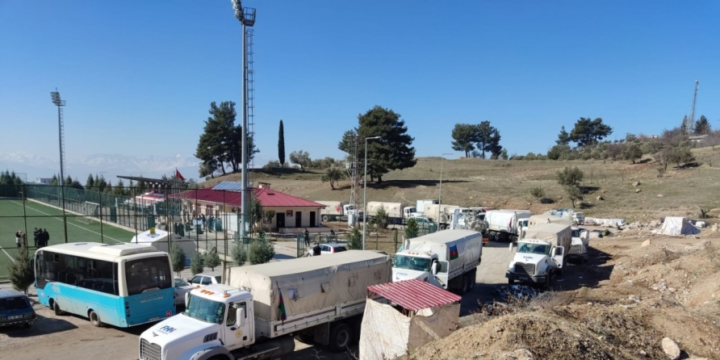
left=227, top=251, right=392, bottom=339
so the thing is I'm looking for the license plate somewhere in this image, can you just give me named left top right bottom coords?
left=147, top=317, right=160, bottom=322
left=9, top=315, right=23, bottom=320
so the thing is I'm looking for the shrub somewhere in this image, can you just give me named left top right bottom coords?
left=231, top=245, right=248, bottom=266
left=525, top=152, right=536, bottom=160
left=191, top=252, right=204, bottom=275
left=203, top=247, right=222, bottom=272
left=372, top=206, right=389, bottom=229
left=530, top=187, right=545, bottom=200
left=249, top=232, right=275, bottom=264
left=8, top=247, right=33, bottom=294
left=170, top=246, right=186, bottom=277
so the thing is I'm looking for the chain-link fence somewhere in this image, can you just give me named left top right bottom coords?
left=0, top=184, right=269, bottom=280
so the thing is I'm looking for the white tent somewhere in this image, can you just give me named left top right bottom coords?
left=656, top=217, right=700, bottom=236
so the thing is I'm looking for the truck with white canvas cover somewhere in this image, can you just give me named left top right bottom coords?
left=410, top=199, right=439, bottom=218
left=138, top=251, right=392, bottom=360
left=365, top=201, right=412, bottom=224
left=528, top=215, right=589, bottom=262
left=485, top=209, right=532, bottom=242
left=316, top=201, right=361, bottom=222
left=393, top=230, right=483, bottom=294
left=506, top=223, right=571, bottom=288
left=423, top=204, right=461, bottom=229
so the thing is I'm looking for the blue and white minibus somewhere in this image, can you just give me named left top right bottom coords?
left=35, top=242, right=175, bottom=327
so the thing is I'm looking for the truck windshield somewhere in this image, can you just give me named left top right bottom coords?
left=184, top=294, right=225, bottom=324
left=517, top=243, right=550, bottom=255
left=393, top=255, right=431, bottom=271
left=572, top=229, right=582, bottom=237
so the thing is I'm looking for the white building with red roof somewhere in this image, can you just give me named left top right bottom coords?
left=173, top=181, right=325, bottom=231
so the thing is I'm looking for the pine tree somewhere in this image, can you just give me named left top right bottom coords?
left=8, top=247, right=34, bottom=294
left=354, top=106, right=416, bottom=183
left=348, top=227, right=362, bottom=250
left=85, top=174, right=95, bottom=190
left=278, top=120, right=286, bottom=167
left=405, top=218, right=419, bottom=239
left=232, top=245, right=248, bottom=266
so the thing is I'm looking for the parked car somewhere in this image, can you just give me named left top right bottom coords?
left=0, top=289, right=36, bottom=328
left=188, top=274, right=222, bottom=288
left=173, top=277, right=193, bottom=306
left=305, top=243, right=348, bottom=256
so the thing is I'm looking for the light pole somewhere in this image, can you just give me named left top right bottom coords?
left=231, top=0, right=256, bottom=241
left=51, top=89, right=69, bottom=243
left=362, top=136, right=381, bottom=250
left=438, top=153, right=453, bottom=229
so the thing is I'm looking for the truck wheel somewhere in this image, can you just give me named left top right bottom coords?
left=322, top=215, right=329, bottom=222
left=461, top=276, right=469, bottom=294
left=467, top=273, right=475, bottom=290
left=329, top=323, right=352, bottom=353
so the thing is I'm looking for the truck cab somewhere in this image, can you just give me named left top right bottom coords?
left=506, top=239, right=565, bottom=288
left=140, top=285, right=261, bottom=360
left=392, top=251, right=444, bottom=289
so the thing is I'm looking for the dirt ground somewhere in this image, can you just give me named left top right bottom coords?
left=408, top=233, right=720, bottom=360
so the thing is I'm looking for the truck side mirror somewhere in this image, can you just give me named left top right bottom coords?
left=237, top=309, right=245, bottom=326
left=185, top=293, right=190, bottom=307
left=431, top=262, right=438, bottom=275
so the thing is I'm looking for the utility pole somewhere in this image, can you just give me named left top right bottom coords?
left=51, top=89, right=69, bottom=243
left=687, top=79, right=699, bottom=134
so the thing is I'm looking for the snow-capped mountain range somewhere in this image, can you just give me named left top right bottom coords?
left=0, top=152, right=200, bottom=183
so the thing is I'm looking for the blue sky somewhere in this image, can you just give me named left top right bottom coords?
left=1, top=0, right=719, bottom=180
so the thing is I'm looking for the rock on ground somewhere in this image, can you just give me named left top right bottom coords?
left=502, top=349, right=533, bottom=360
left=633, top=181, right=641, bottom=187
left=636, top=188, right=642, bottom=193
left=661, top=337, right=681, bottom=360
left=641, top=239, right=651, bottom=247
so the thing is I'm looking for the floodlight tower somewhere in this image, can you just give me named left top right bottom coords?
left=687, top=79, right=700, bottom=134
left=50, top=89, right=69, bottom=243
left=232, top=0, right=256, bottom=241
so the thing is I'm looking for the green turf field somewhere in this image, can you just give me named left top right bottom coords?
left=0, top=199, right=136, bottom=280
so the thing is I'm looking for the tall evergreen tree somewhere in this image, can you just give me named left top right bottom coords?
left=569, top=117, right=613, bottom=147
left=451, top=124, right=477, bottom=157
left=278, top=120, right=286, bottom=167
left=85, top=174, right=95, bottom=190
left=354, top=106, right=416, bottom=183
left=8, top=247, right=34, bottom=294
left=556, top=126, right=571, bottom=145
left=694, top=115, right=711, bottom=135
left=474, top=121, right=494, bottom=159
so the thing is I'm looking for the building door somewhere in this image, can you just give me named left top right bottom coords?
left=276, top=213, right=285, bottom=229
left=309, top=211, right=316, bottom=227
left=295, top=211, right=302, bottom=227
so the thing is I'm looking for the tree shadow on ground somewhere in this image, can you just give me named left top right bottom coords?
left=368, top=179, right=468, bottom=190
left=580, top=202, right=596, bottom=210
left=581, top=186, right=601, bottom=194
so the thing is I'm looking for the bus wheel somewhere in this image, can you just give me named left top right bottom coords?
left=89, top=310, right=103, bottom=327
left=53, top=301, right=64, bottom=316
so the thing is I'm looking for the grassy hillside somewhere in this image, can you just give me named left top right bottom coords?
left=203, top=147, right=720, bottom=223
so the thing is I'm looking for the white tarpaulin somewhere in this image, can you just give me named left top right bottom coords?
left=359, top=300, right=460, bottom=360
left=656, top=217, right=700, bottom=236
left=584, top=217, right=625, bottom=227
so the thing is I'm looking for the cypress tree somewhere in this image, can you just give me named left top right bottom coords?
left=278, top=120, right=286, bottom=167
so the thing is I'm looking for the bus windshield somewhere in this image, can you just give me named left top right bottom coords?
left=517, top=243, right=550, bottom=255
left=393, top=255, right=432, bottom=272
left=125, top=257, right=172, bottom=295
left=185, top=294, right=225, bottom=324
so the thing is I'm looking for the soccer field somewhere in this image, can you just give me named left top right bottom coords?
left=0, top=199, right=137, bottom=280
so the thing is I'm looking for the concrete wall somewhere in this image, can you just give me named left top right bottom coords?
left=265, top=206, right=322, bottom=229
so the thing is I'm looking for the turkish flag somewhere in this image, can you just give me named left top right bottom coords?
left=175, top=169, right=185, bottom=181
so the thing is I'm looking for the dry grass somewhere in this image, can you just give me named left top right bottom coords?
left=205, top=147, right=720, bottom=223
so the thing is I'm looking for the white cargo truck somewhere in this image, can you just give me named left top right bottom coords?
left=316, top=201, right=362, bottom=222
left=506, top=223, right=571, bottom=288
left=484, top=209, right=532, bottom=242
left=411, top=199, right=439, bottom=217
left=568, top=227, right=590, bottom=262
left=365, top=201, right=412, bottom=224
left=138, top=251, right=392, bottom=360
left=392, top=230, right=482, bottom=294
left=423, top=204, right=461, bottom=229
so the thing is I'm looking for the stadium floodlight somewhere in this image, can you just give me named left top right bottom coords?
left=50, top=88, right=69, bottom=243
left=230, top=0, right=257, bottom=241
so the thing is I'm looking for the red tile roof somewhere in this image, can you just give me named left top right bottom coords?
left=367, top=279, right=461, bottom=311
left=172, top=187, right=324, bottom=208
